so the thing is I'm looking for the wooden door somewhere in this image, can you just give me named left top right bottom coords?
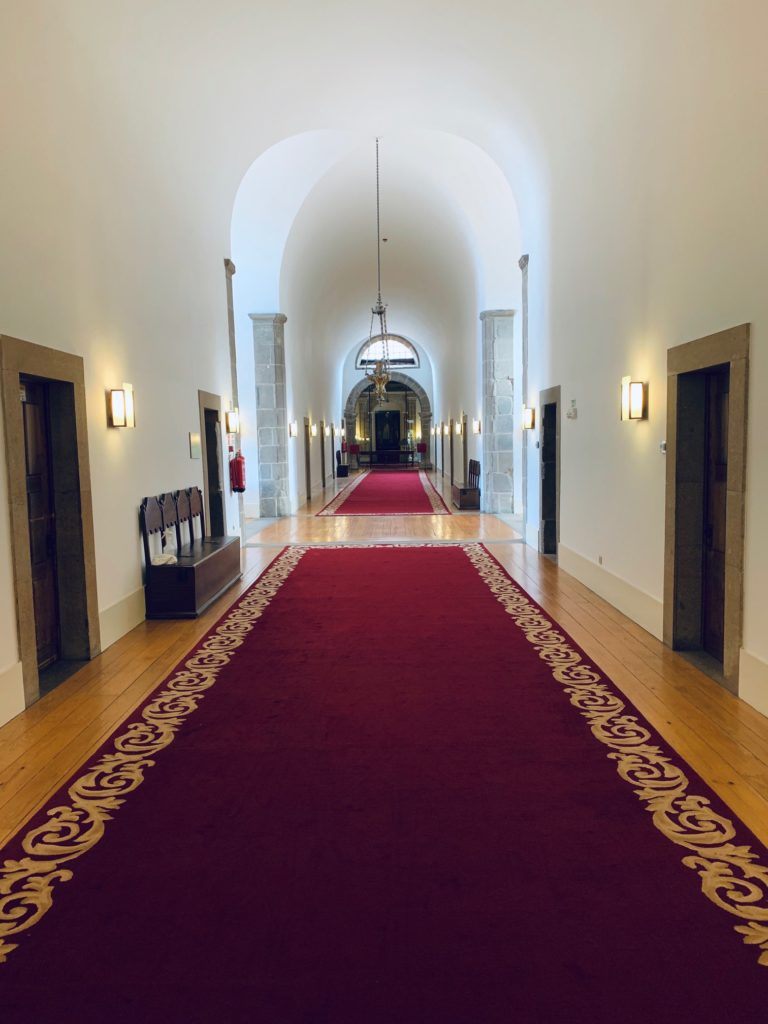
left=304, top=419, right=311, bottom=499
left=375, top=410, right=400, bottom=451
left=22, top=378, right=60, bottom=669
left=449, top=419, right=455, bottom=485
left=702, top=367, right=729, bottom=661
left=541, top=402, right=558, bottom=554
left=204, top=408, right=225, bottom=536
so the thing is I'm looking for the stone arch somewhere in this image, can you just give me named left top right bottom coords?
left=343, top=371, right=433, bottom=465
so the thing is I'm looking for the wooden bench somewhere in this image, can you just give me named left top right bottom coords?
left=452, top=458, right=481, bottom=510
left=139, top=486, right=241, bottom=619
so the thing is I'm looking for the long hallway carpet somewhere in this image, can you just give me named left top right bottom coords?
left=317, top=468, right=450, bottom=515
left=1, top=544, right=767, bottom=1023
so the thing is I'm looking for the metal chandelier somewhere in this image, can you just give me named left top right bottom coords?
left=364, top=138, right=392, bottom=404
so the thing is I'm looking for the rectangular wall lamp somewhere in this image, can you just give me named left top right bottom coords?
left=324, top=425, right=331, bottom=437
left=107, top=383, right=136, bottom=428
left=455, top=420, right=462, bottom=435
left=310, top=423, right=318, bottom=437
left=225, top=408, right=240, bottom=434
left=522, top=406, right=535, bottom=430
left=472, top=418, right=481, bottom=435
left=443, top=423, right=449, bottom=436
left=289, top=420, right=298, bottom=438
left=621, top=377, right=648, bottom=420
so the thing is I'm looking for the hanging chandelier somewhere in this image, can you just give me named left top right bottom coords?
left=364, top=137, right=392, bottom=404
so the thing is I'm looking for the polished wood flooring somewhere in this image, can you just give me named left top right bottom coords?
left=2, top=470, right=768, bottom=856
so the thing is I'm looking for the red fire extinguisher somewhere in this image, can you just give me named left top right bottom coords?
left=229, top=450, right=246, bottom=493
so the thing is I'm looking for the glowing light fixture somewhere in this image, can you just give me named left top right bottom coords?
left=443, top=423, right=449, bottom=436
left=310, top=423, right=318, bottom=438
left=472, top=418, right=481, bottom=435
left=621, top=376, right=648, bottom=421
left=361, top=138, right=399, bottom=406
left=324, top=424, right=331, bottom=437
left=522, top=406, right=535, bottom=430
left=225, top=408, right=240, bottom=434
left=289, top=420, right=298, bottom=438
left=107, top=383, right=136, bottom=428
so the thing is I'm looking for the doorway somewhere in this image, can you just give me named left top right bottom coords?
left=539, top=386, right=561, bottom=557
left=1, top=336, right=101, bottom=706
left=21, top=378, right=60, bottom=671
left=320, top=420, right=327, bottom=485
left=664, top=325, right=748, bottom=693
left=304, top=418, right=312, bottom=500
left=201, top=402, right=225, bottom=537
left=375, top=409, right=400, bottom=451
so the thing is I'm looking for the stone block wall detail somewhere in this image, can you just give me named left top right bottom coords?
left=480, top=309, right=516, bottom=513
left=250, top=313, right=289, bottom=518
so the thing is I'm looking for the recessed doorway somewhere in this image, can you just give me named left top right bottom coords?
left=539, top=385, right=561, bottom=557
left=664, top=325, right=748, bottom=693
left=199, top=391, right=226, bottom=538
left=1, top=336, right=101, bottom=706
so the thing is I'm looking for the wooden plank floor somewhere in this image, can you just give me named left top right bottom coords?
left=2, top=469, right=768, bottom=856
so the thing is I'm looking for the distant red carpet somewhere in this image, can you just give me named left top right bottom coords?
left=317, top=469, right=449, bottom=515
left=1, top=544, right=768, bottom=1024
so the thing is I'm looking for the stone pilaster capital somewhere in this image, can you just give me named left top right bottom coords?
left=249, top=313, right=287, bottom=325
left=479, top=309, right=516, bottom=321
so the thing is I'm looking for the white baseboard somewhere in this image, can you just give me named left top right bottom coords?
left=99, top=587, right=145, bottom=651
left=558, top=544, right=663, bottom=639
left=739, top=648, right=768, bottom=720
left=0, top=661, right=25, bottom=729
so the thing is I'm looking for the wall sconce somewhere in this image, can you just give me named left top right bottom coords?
left=472, top=418, right=481, bottom=435
left=107, top=383, right=136, bottom=428
left=225, top=408, right=240, bottom=434
left=522, top=406, right=535, bottom=430
left=443, top=423, right=449, bottom=436
left=621, top=377, right=648, bottom=421
left=324, top=424, right=331, bottom=437
left=288, top=420, right=298, bottom=438
left=310, top=422, right=318, bottom=438
left=455, top=420, right=462, bottom=435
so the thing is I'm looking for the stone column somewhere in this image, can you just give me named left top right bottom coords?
left=249, top=313, right=289, bottom=517
left=480, top=309, right=516, bottom=513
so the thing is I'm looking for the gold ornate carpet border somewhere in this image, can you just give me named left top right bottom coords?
left=464, top=542, right=768, bottom=968
left=0, top=545, right=308, bottom=964
left=418, top=470, right=450, bottom=514
left=316, top=471, right=369, bottom=515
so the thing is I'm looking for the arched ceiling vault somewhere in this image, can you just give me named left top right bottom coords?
left=231, top=130, right=523, bottom=373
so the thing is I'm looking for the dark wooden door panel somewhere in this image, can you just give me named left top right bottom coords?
left=204, top=408, right=225, bottom=537
left=22, top=378, right=60, bottom=669
left=702, top=367, right=729, bottom=661
left=541, top=402, right=557, bottom=554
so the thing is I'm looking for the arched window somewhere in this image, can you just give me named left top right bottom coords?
left=356, top=335, right=419, bottom=369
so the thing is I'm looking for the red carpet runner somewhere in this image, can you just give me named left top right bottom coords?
left=1, top=544, right=767, bottom=1023
left=317, top=469, right=450, bottom=515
